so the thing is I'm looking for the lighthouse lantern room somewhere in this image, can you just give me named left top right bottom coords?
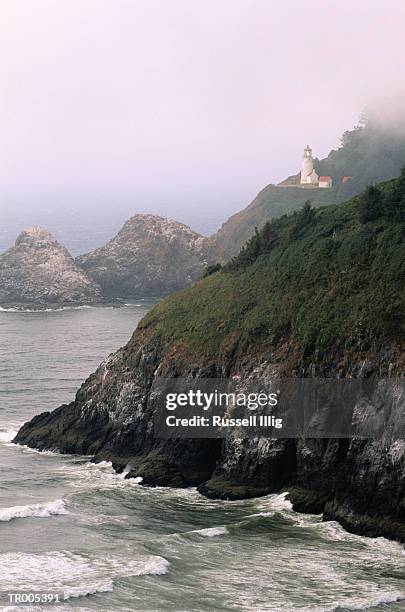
left=300, top=145, right=319, bottom=185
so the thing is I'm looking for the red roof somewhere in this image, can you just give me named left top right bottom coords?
left=319, top=176, right=332, bottom=181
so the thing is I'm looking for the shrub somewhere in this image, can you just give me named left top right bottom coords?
left=289, top=201, right=316, bottom=240
left=358, top=185, right=382, bottom=223
left=202, top=263, right=222, bottom=278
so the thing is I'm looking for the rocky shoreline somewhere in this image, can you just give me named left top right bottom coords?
left=11, top=173, right=405, bottom=544
left=0, top=216, right=215, bottom=308
left=14, top=323, right=405, bottom=543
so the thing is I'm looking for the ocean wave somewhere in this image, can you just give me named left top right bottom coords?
left=57, top=460, right=143, bottom=491
left=0, top=551, right=169, bottom=599
left=10, top=441, right=62, bottom=456
left=0, top=305, right=93, bottom=313
left=63, top=581, right=113, bottom=599
left=193, top=526, right=228, bottom=537
left=253, top=491, right=293, bottom=513
left=0, top=428, right=19, bottom=443
left=333, top=590, right=405, bottom=611
left=0, top=499, right=68, bottom=522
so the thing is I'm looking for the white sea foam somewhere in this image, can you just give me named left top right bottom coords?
left=193, top=526, right=228, bottom=537
left=0, top=551, right=169, bottom=599
left=330, top=590, right=405, bottom=611
left=0, top=422, right=26, bottom=444
left=0, top=306, right=24, bottom=312
left=0, top=428, right=18, bottom=443
left=13, top=444, right=62, bottom=457
left=58, top=460, right=143, bottom=491
left=63, top=581, right=113, bottom=599
left=0, top=305, right=93, bottom=313
left=245, top=492, right=293, bottom=518
left=22, top=446, right=61, bottom=456
left=0, top=499, right=68, bottom=522
left=309, top=520, right=366, bottom=542
left=258, top=492, right=293, bottom=512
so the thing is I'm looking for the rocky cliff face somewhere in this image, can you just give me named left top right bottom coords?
left=14, top=177, right=405, bottom=542
left=76, top=214, right=213, bottom=298
left=0, top=227, right=101, bottom=307
left=14, top=326, right=405, bottom=542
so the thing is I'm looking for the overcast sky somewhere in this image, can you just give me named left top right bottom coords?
left=1, top=0, right=405, bottom=235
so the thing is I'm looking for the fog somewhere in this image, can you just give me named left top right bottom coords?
left=1, top=0, right=405, bottom=249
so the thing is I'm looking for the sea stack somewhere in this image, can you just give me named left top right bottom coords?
left=0, top=227, right=101, bottom=307
left=76, top=214, right=212, bottom=298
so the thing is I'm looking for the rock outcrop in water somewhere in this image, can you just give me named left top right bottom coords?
left=76, top=214, right=213, bottom=298
left=14, top=324, right=405, bottom=541
left=0, top=217, right=216, bottom=306
left=0, top=227, right=101, bottom=307
left=15, top=175, right=405, bottom=542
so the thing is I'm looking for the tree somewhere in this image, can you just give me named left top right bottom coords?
left=358, top=185, right=382, bottom=223
left=290, top=201, right=315, bottom=239
left=260, top=221, right=280, bottom=254
left=202, top=263, right=222, bottom=278
left=382, top=167, right=405, bottom=222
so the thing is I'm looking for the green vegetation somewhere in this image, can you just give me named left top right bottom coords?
left=315, top=120, right=405, bottom=190
left=212, top=115, right=405, bottom=257
left=202, top=262, right=222, bottom=278
left=212, top=184, right=342, bottom=258
left=358, top=186, right=383, bottom=223
left=139, top=175, right=405, bottom=360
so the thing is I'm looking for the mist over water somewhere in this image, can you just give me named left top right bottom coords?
left=3, top=93, right=405, bottom=256
left=2, top=1, right=405, bottom=253
left=1, top=2, right=405, bottom=609
left=0, top=206, right=223, bottom=256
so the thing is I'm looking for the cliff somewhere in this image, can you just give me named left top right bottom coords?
left=76, top=214, right=213, bottom=298
left=0, top=227, right=101, bottom=307
left=15, top=176, right=405, bottom=541
left=212, top=117, right=405, bottom=258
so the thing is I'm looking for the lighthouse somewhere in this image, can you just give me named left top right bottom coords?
left=300, top=145, right=319, bottom=185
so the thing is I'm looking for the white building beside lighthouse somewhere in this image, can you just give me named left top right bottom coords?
left=300, top=145, right=319, bottom=185
left=278, top=145, right=334, bottom=188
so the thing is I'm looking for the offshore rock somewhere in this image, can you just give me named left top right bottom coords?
left=0, top=227, right=101, bottom=307
left=76, top=214, right=213, bottom=298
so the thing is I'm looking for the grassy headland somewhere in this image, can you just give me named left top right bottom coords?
left=140, top=173, right=405, bottom=362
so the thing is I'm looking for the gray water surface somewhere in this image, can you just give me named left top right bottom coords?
left=0, top=305, right=404, bottom=611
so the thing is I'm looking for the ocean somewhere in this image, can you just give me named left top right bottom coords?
left=0, top=305, right=405, bottom=611
left=0, top=208, right=223, bottom=257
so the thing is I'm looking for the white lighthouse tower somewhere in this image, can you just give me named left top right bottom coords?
left=300, top=145, right=318, bottom=185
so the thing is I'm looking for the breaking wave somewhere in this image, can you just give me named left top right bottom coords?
left=0, top=551, right=169, bottom=600
left=0, top=305, right=93, bottom=313
left=56, top=460, right=143, bottom=491
left=0, top=428, right=19, bottom=443
left=0, top=499, right=68, bottom=522
left=193, top=526, right=228, bottom=537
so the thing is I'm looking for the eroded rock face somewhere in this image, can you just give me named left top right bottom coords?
left=14, top=324, right=405, bottom=542
left=0, top=227, right=101, bottom=307
left=76, top=215, right=213, bottom=297
left=11, top=188, right=405, bottom=541
left=14, top=330, right=223, bottom=487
